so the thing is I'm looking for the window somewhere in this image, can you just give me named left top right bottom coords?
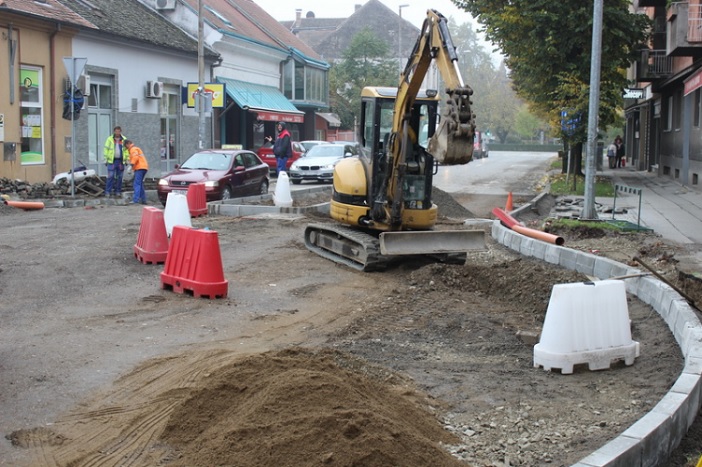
left=20, top=66, right=44, bottom=165
left=243, top=152, right=258, bottom=167
left=282, top=60, right=328, bottom=105
left=282, top=60, right=293, bottom=100
left=674, top=90, right=682, bottom=130
left=305, top=67, right=327, bottom=104
left=695, top=89, right=701, bottom=128
left=86, top=76, right=113, bottom=171
left=160, top=90, right=179, bottom=173
left=295, top=61, right=304, bottom=101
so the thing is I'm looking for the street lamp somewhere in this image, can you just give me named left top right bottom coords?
left=399, top=4, right=409, bottom=74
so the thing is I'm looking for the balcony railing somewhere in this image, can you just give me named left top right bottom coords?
left=689, top=2, right=702, bottom=42
left=668, top=2, right=702, bottom=55
left=637, top=49, right=673, bottom=80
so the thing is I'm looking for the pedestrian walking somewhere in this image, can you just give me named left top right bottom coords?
left=125, top=139, right=149, bottom=204
left=615, top=135, right=625, bottom=168
left=606, top=139, right=617, bottom=169
left=103, top=126, right=127, bottom=197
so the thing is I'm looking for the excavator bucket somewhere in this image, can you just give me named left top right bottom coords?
left=428, top=87, right=475, bottom=165
left=379, top=230, right=485, bottom=256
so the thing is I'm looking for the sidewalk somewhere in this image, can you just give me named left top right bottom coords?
left=599, top=164, right=702, bottom=268
left=605, top=166, right=702, bottom=243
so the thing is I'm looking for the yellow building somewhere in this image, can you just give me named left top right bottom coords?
left=0, top=1, right=94, bottom=183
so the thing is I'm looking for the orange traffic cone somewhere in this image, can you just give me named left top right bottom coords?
left=505, top=192, right=514, bottom=212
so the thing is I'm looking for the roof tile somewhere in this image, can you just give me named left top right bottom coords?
left=1, top=0, right=96, bottom=28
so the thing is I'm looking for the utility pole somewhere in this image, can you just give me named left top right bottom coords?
left=197, top=0, right=206, bottom=149
left=582, top=0, right=603, bottom=219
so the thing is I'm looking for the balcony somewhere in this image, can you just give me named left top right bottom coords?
left=667, top=2, right=702, bottom=56
left=636, top=49, right=674, bottom=81
left=635, top=0, right=666, bottom=6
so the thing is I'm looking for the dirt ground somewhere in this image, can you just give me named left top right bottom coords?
left=0, top=187, right=700, bottom=466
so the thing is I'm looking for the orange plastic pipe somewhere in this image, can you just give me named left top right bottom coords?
left=493, top=207, right=564, bottom=245
left=512, top=224, right=564, bottom=246
left=4, top=200, right=45, bottom=211
left=492, top=207, right=522, bottom=228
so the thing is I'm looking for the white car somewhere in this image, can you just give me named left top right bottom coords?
left=288, top=143, right=361, bottom=184
left=299, top=140, right=328, bottom=152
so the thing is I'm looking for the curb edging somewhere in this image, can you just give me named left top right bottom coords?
left=492, top=221, right=702, bottom=466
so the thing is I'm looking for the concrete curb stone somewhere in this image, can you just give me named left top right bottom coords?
left=492, top=220, right=702, bottom=467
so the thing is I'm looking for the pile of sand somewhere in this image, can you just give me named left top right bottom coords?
left=159, top=348, right=463, bottom=466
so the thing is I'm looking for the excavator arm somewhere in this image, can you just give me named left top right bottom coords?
left=391, top=9, right=475, bottom=166
left=386, top=10, right=475, bottom=229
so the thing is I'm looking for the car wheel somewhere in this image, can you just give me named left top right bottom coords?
left=222, top=186, right=232, bottom=200
left=259, top=180, right=269, bottom=194
left=291, top=180, right=302, bottom=185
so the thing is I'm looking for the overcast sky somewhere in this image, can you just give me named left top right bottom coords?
left=252, top=0, right=478, bottom=30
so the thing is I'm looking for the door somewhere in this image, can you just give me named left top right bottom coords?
left=87, top=76, right=114, bottom=176
left=160, top=91, right=180, bottom=175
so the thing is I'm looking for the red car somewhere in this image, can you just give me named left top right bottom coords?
left=256, top=141, right=306, bottom=175
left=157, top=149, right=269, bottom=206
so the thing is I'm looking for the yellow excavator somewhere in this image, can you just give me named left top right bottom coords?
left=305, top=10, right=485, bottom=271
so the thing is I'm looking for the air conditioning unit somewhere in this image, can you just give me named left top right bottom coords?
left=146, top=80, right=163, bottom=98
left=77, top=74, right=91, bottom=96
left=155, top=0, right=176, bottom=10
left=64, top=75, right=90, bottom=97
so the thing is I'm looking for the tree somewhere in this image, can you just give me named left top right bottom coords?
left=453, top=0, right=650, bottom=169
left=514, top=104, right=547, bottom=142
left=329, top=27, right=398, bottom=130
left=447, top=19, right=520, bottom=143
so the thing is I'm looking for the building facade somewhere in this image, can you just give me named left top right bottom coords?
left=0, top=0, right=94, bottom=183
left=628, top=0, right=702, bottom=188
left=1, top=0, right=332, bottom=184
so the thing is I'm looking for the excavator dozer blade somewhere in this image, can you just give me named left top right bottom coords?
left=379, top=230, right=485, bottom=256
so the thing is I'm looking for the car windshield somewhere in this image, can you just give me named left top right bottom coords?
left=301, top=141, right=324, bottom=151
left=304, top=145, right=347, bottom=158
left=180, top=152, right=232, bottom=170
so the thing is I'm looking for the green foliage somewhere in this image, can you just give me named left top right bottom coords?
left=329, top=28, right=398, bottom=130
left=549, top=173, right=614, bottom=196
left=447, top=17, right=519, bottom=142
left=453, top=0, right=651, bottom=142
left=547, top=217, right=622, bottom=232
left=514, top=104, right=547, bottom=141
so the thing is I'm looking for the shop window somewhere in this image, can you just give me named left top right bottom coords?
left=19, top=66, right=44, bottom=165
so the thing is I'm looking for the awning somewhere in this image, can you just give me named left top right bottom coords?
left=218, top=77, right=304, bottom=123
left=316, top=112, right=341, bottom=127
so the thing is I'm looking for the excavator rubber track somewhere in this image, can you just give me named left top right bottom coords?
left=304, top=223, right=478, bottom=272
left=304, top=223, right=390, bottom=272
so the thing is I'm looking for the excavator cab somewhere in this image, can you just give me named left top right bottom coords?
left=358, top=86, right=440, bottom=225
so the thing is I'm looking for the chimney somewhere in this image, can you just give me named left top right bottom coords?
left=295, top=9, right=302, bottom=22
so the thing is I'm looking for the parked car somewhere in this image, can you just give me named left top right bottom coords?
left=256, top=141, right=306, bottom=175
left=288, top=143, right=362, bottom=184
left=300, top=140, right=328, bottom=152
left=473, top=131, right=489, bottom=159
left=157, top=149, right=269, bottom=206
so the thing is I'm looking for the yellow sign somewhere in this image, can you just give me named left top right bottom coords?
left=187, top=83, right=225, bottom=108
